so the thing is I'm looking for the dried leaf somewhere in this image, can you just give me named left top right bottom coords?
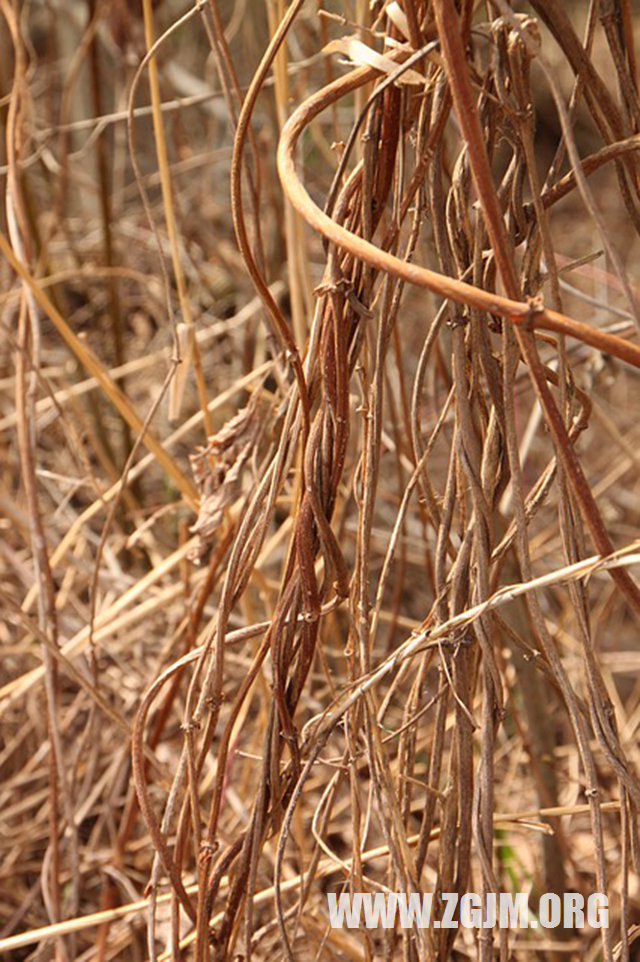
left=323, top=37, right=424, bottom=85
left=189, top=389, right=264, bottom=557
left=385, top=1, right=410, bottom=41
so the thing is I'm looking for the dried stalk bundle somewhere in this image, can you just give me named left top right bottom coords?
left=1, top=2, right=640, bottom=961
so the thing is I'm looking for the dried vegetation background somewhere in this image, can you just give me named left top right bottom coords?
left=1, top=0, right=640, bottom=960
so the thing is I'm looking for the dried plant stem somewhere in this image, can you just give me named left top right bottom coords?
left=140, top=0, right=212, bottom=433
left=0, top=232, right=197, bottom=507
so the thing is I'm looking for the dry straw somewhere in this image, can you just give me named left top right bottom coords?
left=1, top=1, right=640, bottom=961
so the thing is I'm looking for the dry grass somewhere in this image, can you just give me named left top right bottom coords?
left=1, top=1, right=640, bottom=960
